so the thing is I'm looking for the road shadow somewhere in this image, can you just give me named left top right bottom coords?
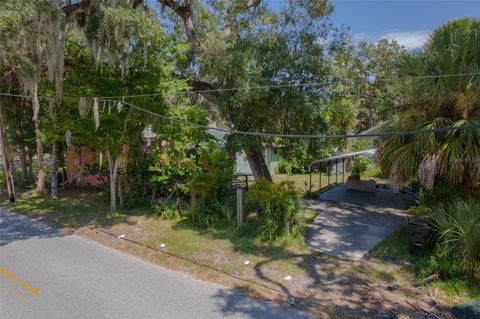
left=0, top=209, right=67, bottom=246
left=0, top=188, right=150, bottom=231
left=211, top=288, right=314, bottom=318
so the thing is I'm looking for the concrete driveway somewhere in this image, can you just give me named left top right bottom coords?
left=304, top=184, right=413, bottom=260
left=0, top=210, right=313, bottom=319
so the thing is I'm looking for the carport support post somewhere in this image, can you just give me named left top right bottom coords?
left=319, top=164, right=322, bottom=191
left=336, top=159, right=339, bottom=184
left=327, top=161, right=331, bottom=186
left=236, top=188, right=244, bottom=227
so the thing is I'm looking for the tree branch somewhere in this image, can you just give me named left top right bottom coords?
left=63, top=0, right=92, bottom=24
left=159, top=0, right=202, bottom=56
left=224, top=0, right=261, bottom=37
left=186, top=79, right=219, bottom=104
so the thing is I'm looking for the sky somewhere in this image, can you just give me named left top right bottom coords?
left=329, top=0, right=480, bottom=49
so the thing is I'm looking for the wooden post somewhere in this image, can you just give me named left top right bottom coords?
left=236, top=188, right=244, bottom=227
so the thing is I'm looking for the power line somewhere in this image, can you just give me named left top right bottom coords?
left=122, top=101, right=480, bottom=140
left=1, top=72, right=479, bottom=100
left=166, top=72, right=480, bottom=96
left=66, top=71, right=480, bottom=98
left=1, top=92, right=479, bottom=139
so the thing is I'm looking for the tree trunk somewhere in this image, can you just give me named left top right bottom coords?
left=9, top=149, right=17, bottom=185
left=244, top=146, right=272, bottom=181
left=107, top=151, right=120, bottom=217
left=20, top=146, right=28, bottom=184
left=118, top=174, right=123, bottom=209
left=0, top=102, right=15, bottom=202
left=51, top=141, right=59, bottom=199
left=34, top=120, right=45, bottom=191
left=27, top=149, right=33, bottom=182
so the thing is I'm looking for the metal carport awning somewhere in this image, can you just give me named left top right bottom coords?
left=308, top=149, right=377, bottom=193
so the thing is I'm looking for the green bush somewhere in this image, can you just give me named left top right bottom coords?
left=123, top=160, right=152, bottom=208
left=350, top=156, right=373, bottom=178
left=123, top=143, right=199, bottom=209
left=276, top=147, right=314, bottom=174
left=408, top=204, right=431, bottom=217
left=188, top=147, right=235, bottom=227
left=416, top=245, right=466, bottom=280
left=151, top=197, right=184, bottom=219
left=364, top=165, right=383, bottom=178
left=425, top=198, right=480, bottom=281
left=248, top=178, right=304, bottom=240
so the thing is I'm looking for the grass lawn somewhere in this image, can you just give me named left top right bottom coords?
left=273, top=172, right=390, bottom=193
left=1, top=189, right=468, bottom=318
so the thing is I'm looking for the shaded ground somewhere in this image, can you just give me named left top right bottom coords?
left=304, top=185, right=412, bottom=260
left=1, top=189, right=458, bottom=319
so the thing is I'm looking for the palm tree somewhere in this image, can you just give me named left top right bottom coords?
left=378, top=18, right=480, bottom=191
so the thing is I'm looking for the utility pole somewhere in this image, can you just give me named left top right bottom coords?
left=0, top=100, right=15, bottom=202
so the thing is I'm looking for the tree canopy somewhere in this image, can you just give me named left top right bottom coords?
left=1, top=2, right=478, bottom=209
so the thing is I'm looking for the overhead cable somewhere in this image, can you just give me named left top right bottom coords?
left=122, top=101, right=480, bottom=140
left=1, top=72, right=479, bottom=100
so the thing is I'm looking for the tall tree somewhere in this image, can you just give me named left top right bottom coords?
left=1, top=0, right=170, bottom=198
left=155, top=0, right=345, bottom=180
left=1, top=0, right=66, bottom=191
left=0, top=101, right=15, bottom=202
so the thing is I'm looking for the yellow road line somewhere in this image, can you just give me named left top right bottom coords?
left=0, top=267, right=41, bottom=296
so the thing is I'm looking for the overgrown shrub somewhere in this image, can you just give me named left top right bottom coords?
left=277, top=157, right=311, bottom=174
left=151, top=197, right=185, bottom=219
left=149, top=147, right=196, bottom=198
left=419, top=183, right=479, bottom=207
left=364, top=165, right=383, bottom=179
left=416, top=245, right=467, bottom=280
left=188, top=147, right=235, bottom=227
left=350, top=156, right=373, bottom=178
left=123, top=143, right=199, bottom=208
left=123, top=159, right=152, bottom=208
left=424, top=198, right=480, bottom=281
left=248, top=178, right=304, bottom=240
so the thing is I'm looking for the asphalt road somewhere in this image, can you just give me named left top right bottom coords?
left=0, top=210, right=312, bottom=319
